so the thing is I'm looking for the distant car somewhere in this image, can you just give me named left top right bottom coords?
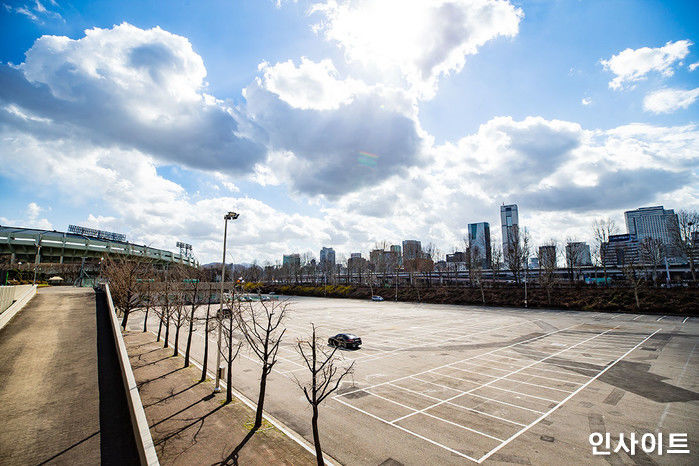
left=371, top=295, right=384, bottom=301
left=328, top=333, right=362, bottom=349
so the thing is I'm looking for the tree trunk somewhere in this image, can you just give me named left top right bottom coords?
left=311, top=404, right=324, bottom=465
left=633, top=285, right=640, bottom=309
left=226, top=323, right=234, bottom=404
left=185, top=304, right=196, bottom=367
left=201, top=307, right=210, bottom=383
left=164, top=313, right=170, bottom=348
left=173, top=315, right=180, bottom=356
left=228, top=366, right=269, bottom=463
left=143, top=307, right=149, bottom=333
left=157, top=312, right=163, bottom=341
left=121, top=309, right=129, bottom=330
left=480, top=282, right=485, bottom=305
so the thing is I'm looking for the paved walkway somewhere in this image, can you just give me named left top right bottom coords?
left=0, top=287, right=139, bottom=465
left=124, top=331, right=316, bottom=465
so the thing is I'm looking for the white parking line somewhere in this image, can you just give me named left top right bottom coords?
left=477, top=328, right=662, bottom=463
left=411, top=376, right=546, bottom=414
left=337, top=324, right=582, bottom=398
left=388, top=383, right=527, bottom=427
left=389, top=326, right=621, bottom=425
left=333, top=397, right=481, bottom=463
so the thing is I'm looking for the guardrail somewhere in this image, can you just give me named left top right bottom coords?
left=0, top=285, right=37, bottom=331
left=102, top=283, right=160, bottom=466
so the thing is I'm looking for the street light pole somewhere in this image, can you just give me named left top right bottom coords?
left=214, top=211, right=239, bottom=393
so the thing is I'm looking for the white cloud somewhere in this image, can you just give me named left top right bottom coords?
left=601, top=40, right=692, bottom=90
left=690, top=62, right=699, bottom=71
left=0, top=130, right=336, bottom=263
left=243, top=61, right=427, bottom=197
left=257, top=58, right=366, bottom=110
left=311, top=0, right=523, bottom=99
left=4, top=0, right=62, bottom=23
left=643, top=87, right=699, bottom=114
left=581, top=97, right=591, bottom=106
left=0, top=23, right=265, bottom=173
left=328, top=117, right=698, bottom=253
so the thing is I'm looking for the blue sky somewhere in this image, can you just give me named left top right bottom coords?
left=1, top=0, right=697, bottom=263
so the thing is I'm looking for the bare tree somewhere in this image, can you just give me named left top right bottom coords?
left=170, top=287, right=187, bottom=357
left=157, top=265, right=185, bottom=349
left=564, top=238, right=583, bottom=282
left=142, top=280, right=154, bottom=333
left=184, top=273, right=203, bottom=368
left=504, top=226, right=530, bottom=284
left=220, top=298, right=243, bottom=404
left=102, top=255, right=150, bottom=329
left=670, top=209, right=698, bottom=282
left=538, top=239, right=558, bottom=305
left=293, top=324, right=355, bottom=466
left=469, top=244, right=485, bottom=304
left=593, top=217, right=618, bottom=282
left=621, top=255, right=644, bottom=309
left=639, top=237, right=665, bottom=287
left=490, top=241, right=503, bottom=284
left=224, top=298, right=288, bottom=464
left=199, top=283, right=216, bottom=383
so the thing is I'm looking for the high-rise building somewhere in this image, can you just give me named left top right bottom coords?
left=565, top=242, right=592, bottom=266
left=500, top=204, right=519, bottom=253
left=370, top=249, right=383, bottom=266
left=390, top=245, right=402, bottom=266
left=468, top=222, right=492, bottom=267
left=282, top=253, right=300, bottom=268
left=624, top=206, right=679, bottom=245
left=347, top=253, right=367, bottom=270
left=601, top=234, right=639, bottom=268
left=446, top=251, right=467, bottom=263
left=402, top=240, right=421, bottom=263
left=319, top=247, right=336, bottom=269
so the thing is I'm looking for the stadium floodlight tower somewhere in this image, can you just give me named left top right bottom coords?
left=214, top=211, right=239, bottom=393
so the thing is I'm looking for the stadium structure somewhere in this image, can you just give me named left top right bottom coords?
left=0, top=225, right=198, bottom=267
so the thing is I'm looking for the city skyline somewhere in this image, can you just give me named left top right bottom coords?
left=1, top=1, right=697, bottom=264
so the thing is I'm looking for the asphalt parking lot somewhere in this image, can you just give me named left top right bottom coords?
left=129, top=296, right=698, bottom=465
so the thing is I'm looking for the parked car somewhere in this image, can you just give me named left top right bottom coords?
left=328, top=333, right=362, bottom=349
left=371, top=295, right=384, bottom=301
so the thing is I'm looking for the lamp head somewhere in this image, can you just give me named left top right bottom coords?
left=224, top=211, right=239, bottom=220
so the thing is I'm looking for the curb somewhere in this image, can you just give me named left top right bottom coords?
left=104, top=284, right=160, bottom=466
left=0, top=285, right=37, bottom=332
left=144, top=329, right=341, bottom=466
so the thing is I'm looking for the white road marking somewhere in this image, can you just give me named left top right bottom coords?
left=477, top=328, right=662, bottom=463
left=656, top=341, right=697, bottom=434
left=390, top=326, right=622, bottom=425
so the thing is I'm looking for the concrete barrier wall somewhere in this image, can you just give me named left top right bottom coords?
left=103, top=284, right=160, bottom=466
left=0, top=285, right=37, bottom=331
left=0, top=287, right=13, bottom=314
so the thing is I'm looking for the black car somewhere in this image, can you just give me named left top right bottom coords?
left=328, top=333, right=362, bottom=349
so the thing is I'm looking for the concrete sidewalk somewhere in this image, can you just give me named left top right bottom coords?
left=124, top=331, right=316, bottom=465
left=0, top=287, right=139, bottom=465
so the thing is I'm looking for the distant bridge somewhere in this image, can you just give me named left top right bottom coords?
left=0, top=226, right=197, bottom=267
